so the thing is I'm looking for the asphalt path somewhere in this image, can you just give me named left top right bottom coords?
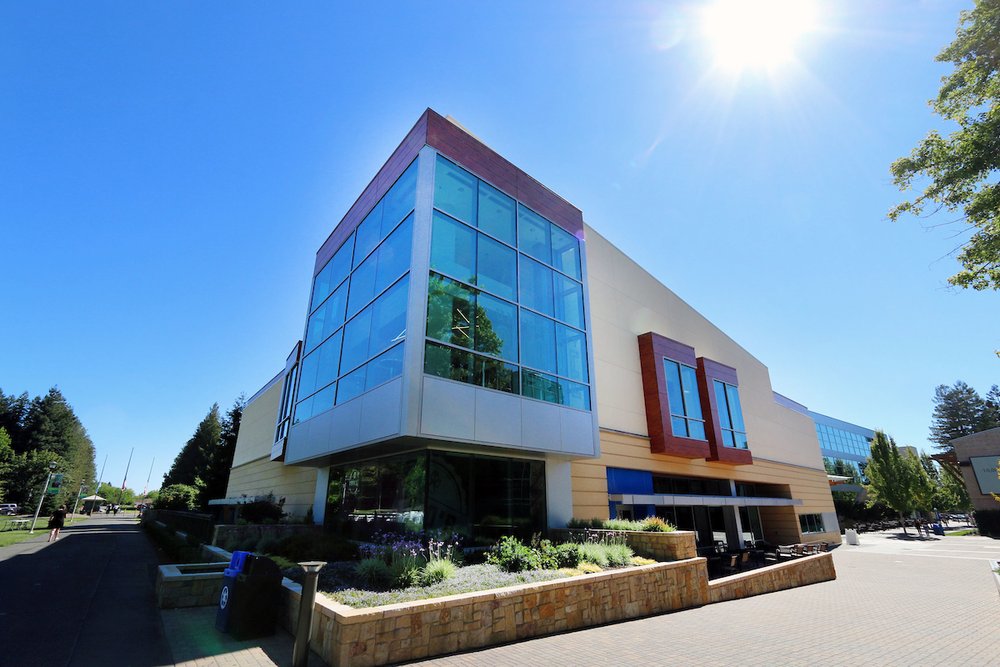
left=0, top=515, right=173, bottom=667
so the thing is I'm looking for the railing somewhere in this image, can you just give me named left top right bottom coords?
left=146, top=509, right=215, bottom=543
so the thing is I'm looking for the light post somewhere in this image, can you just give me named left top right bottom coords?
left=29, top=462, right=57, bottom=534
left=71, top=483, right=88, bottom=518
left=292, top=561, right=326, bottom=667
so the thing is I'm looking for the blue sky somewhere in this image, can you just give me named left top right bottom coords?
left=2, top=1, right=994, bottom=490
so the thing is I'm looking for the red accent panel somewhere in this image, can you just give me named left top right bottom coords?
left=696, top=358, right=753, bottom=465
left=637, top=333, right=711, bottom=459
left=314, top=111, right=430, bottom=276
left=425, top=110, right=584, bottom=238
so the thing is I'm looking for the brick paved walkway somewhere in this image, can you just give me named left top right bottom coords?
left=409, top=532, right=1000, bottom=667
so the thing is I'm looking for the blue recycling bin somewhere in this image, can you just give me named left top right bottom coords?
left=215, top=551, right=282, bottom=639
left=932, top=523, right=945, bottom=536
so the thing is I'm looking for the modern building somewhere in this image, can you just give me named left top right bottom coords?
left=226, top=109, right=841, bottom=549
left=951, top=427, right=1000, bottom=513
left=775, top=394, right=873, bottom=482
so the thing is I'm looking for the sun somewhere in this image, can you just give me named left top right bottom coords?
left=701, top=0, right=818, bottom=72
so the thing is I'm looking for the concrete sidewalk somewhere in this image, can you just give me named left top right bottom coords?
left=0, top=515, right=322, bottom=667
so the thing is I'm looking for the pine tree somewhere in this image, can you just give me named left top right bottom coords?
left=163, top=404, right=222, bottom=491
left=981, top=385, right=1000, bottom=431
left=929, top=382, right=986, bottom=450
left=199, top=396, right=245, bottom=507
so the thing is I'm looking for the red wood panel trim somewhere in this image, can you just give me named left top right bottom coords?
left=425, top=110, right=584, bottom=238
left=696, top=357, right=753, bottom=465
left=637, top=332, right=711, bottom=459
left=313, top=111, right=430, bottom=276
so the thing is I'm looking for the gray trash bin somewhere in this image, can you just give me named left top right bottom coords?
left=215, top=552, right=282, bottom=640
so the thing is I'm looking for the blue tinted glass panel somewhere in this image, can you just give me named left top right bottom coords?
left=664, top=360, right=685, bottom=417
left=520, top=310, right=557, bottom=374
left=714, top=381, right=732, bottom=430
left=365, top=343, right=404, bottom=390
left=306, top=281, right=348, bottom=353
left=550, top=225, right=581, bottom=280
left=427, top=274, right=476, bottom=348
left=556, top=324, right=588, bottom=383
left=347, top=252, right=377, bottom=318
left=368, top=276, right=409, bottom=357
left=517, top=205, right=550, bottom=263
left=297, top=330, right=342, bottom=399
left=722, top=430, right=736, bottom=447
left=688, top=420, right=706, bottom=440
left=477, top=234, right=516, bottom=300
left=381, top=159, right=418, bottom=233
left=336, top=366, right=366, bottom=405
left=476, top=293, right=517, bottom=362
left=727, top=387, right=745, bottom=431
left=518, top=255, right=553, bottom=316
left=312, top=234, right=353, bottom=311
left=559, top=378, right=591, bottom=410
left=425, top=341, right=475, bottom=383
left=294, top=383, right=335, bottom=424
left=476, top=356, right=519, bottom=394
left=478, top=181, right=515, bottom=245
left=435, top=157, right=477, bottom=225
left=374, top=214, right=413, bottom=294
left=522, top=369, right=560, bottom=403
left=671, top=415, right=689, bottom=437
left=680, top=365, right=703, bottom=420
left=340, top=307, right=373, bottom=373
left=553, top=274, right=584, bottom=329
left=430, top=212, right=476, bottom=283
left=355, top=203, right=383, bottom=267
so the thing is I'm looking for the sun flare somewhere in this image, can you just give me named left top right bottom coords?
left=701, top=0, right=817, bottom=72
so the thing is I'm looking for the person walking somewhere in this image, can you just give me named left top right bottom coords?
left=47, top=504, right=67, bottom=542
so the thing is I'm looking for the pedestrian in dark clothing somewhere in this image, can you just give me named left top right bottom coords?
left=47, top=505, right=67, bottom=542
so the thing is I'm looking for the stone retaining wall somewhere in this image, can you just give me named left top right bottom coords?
left=553, top=528, right=697, bottom=561
left=156, top=562, right=229, bottom=609
left=708, top=552, right=836, bottom=604
left=212, top=522, right=321, bottom=548
left=280, top=558, right=709, bottom=666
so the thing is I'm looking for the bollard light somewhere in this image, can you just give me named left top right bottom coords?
left=292, top=560, right=326, bottom=667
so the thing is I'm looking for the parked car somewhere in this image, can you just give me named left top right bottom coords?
left=0, top=503, right=19, bottom=515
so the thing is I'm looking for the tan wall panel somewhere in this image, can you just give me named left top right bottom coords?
left=584, top=226, right=824, bottom=470
left=232, top=376, right=284, bottom=467
left=226, top=457, right=318, bottom=520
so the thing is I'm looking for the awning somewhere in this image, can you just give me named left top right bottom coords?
left=609, top=493, right=802, bottom=507
left=81, top=495, right=106, bottom=501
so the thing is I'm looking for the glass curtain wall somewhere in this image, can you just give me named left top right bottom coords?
left=425, top=155, right=591, bottom=411
left=294, top=158, right=418, bottom=424
left=325, top=450, right=546, bottom=545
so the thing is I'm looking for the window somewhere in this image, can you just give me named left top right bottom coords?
left=426, top=154, right=590, bottom=411
left=663, top=359, right=706, bottom=440
left=312, top=233, right=354, bottom=312
left=714, top=380, right=748, bottom=449
left=305, top=281, right=348, bottom=353
left=799, top=513, right=825, bottom=534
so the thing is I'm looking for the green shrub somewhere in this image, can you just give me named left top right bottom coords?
left=419, top=559, right=457, bottom=586
left=630, top=556, right=656, bottom=566
left=604, top=543, right=634, bottom=567
left=577, top=541, right=610, bottom=568
left=256, top=535, right=281, bottom=554
left=487, top=536, right=542, bottom=573
left=154, top=484, right=199, bottom=511
left=355, top=558, right=392, bottom=589
left=639, top=517, right=675, bottom=532
left=530, top=535, right=560, bottom=570
left=603, top=518, right=642, bottom=531
left=554, top=543, right=581, bottom=568
left=240, top=494, right=284, bottom=524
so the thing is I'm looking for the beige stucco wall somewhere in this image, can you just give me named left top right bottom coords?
left=585, top=225, right=825, bottom=471
left=579, top=226, right=836, bottom=543
left=227, top=371, right=318, bottom=519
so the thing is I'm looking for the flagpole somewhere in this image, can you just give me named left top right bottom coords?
left=97, top=453, right=108, bottom=492
left=116, top=447, right=134, bottom=510
left=142, top=457, right=154, bottom=498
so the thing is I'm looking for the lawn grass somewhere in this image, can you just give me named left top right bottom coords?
left=0, top=516, right=84, bottom=547
left=945, top=528, right=978, bottom=536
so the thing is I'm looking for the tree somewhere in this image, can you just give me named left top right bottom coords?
left=0, top=427, right=13, bottom=501
left=163, top=404, right=222, bottom=490
left=929, top=381, right=986, bottom=450
left=155, top=484, right=199, bottom=511
left=199, top=396, right=245, bottom=507
left=96, top=481, right=136, bottom=506
left=889, top=0, right=1000, bottom=290
left=982, top=384, right=1000, bottom=430
left=865, top=431, right=928, bottom=534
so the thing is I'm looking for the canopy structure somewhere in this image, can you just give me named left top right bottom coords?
left=81, top=494, right=106, bottom=501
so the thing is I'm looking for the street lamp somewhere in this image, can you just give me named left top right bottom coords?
left=29, top=462, right=57, bottom=534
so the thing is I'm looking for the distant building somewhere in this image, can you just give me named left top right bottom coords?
left=227, top=109, right=841, bottom=548
left=951, top=427, right=1000, bottom=514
